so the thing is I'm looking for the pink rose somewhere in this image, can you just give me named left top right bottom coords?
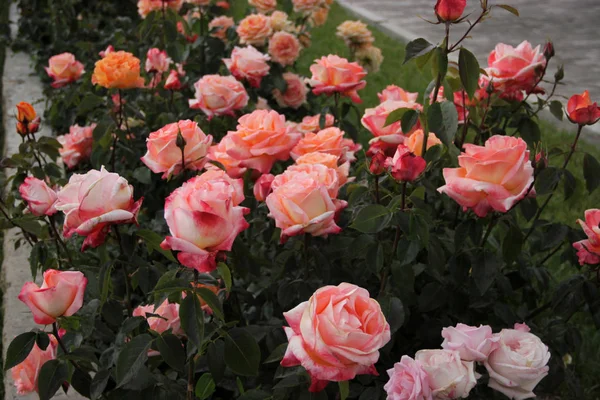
left=207, top=135, right=247, bottom=178
left=274, top=163, right=342, bottom=200
left=253, top=173, right=275, bottom=202
left=138, top=0, right=182, bottom=18
left=291, top=127, right=347, bottom=160
left=237, top=14, right=273, bottom=46
left=54, top=167, right=143, bottom=250
left=133, top=300, right=183, bottom=336
left=226, top=110, right=301, bottom=174
left=57, top=124, right=96, bottom=168
left=248, top=0, right=277, bottom=13
left=18, top=177, right=58, bottom=217
left=486, top=41, right=546, bottom=95
left=164, top=69, right=182, bottom=90
left=268, top=31, right=301, bottom=66
left=209, top=16, right=235, bottom=40
left=405, top=129, right=442, bottom=157
left=296, top=113, right=335, bottom=134
left=438, top=135, right=534, bottom=217
left=161, top=175, right=250, bottom=272
left=361, top=100, right=422, bottom=143
left=99, top=45, right=114, bottom=58
left=189, top=74, right=249, bottom=119
left=266, top=170, right=344, bottom=240
left=273, top=72, right=308, bottom=109
left=378, top=85, right=419, bottom=103
left=292, top=0, right=321, bottom=13
left=193, top=169, right=245, bottom=206
left=145, top=48, right=171, bottom=74
left=11, top=335, right=58, bottom=394
left=441, top=323, right=499, bottom=362
left=485, top=328, right=550, bottom=400
left=224, top=46, right=271, bottom=88
left=573, top=209, right=600, bottom=265
left=141, top=120, right=213, bottom=179
left=385, top=144, right=426, bottom=182
left=384, top=356, right=433, bottom=400
left=281, top=283, right=391, bottom=392
left=415, top=350, right=477, bottom=399
left=18, top=269, right=87, bottom=325
left=44, top=52, right=85, bottom=88
left=307, top=55, right=367, bottom=103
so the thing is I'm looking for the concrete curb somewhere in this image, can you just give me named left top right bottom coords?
left=2, top=3, right=83, bottom=399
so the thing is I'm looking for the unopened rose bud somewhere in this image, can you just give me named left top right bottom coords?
left=554, top=65, right=564, bottom=82
left=534, top=150, right=548, bottom=171
left=28, top=117, right=41, bottom=134
left=16, top=102, right=36, bottom=123
left=543, top=41, right=555, bottom=60
left=435, top=0, right=467, bottom=22
left=567, top=90, right=600, bottom=126
left=385, top=144, right=426, bottom=182
left=369, top=150, right=387, bottom=175
left=176, top=130, right=187, bottom=149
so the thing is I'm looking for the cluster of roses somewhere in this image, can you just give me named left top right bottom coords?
left=336, top=20, right=384, bottom=73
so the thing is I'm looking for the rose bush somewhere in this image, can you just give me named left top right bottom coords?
left=2, top=0, right=599, bottom=399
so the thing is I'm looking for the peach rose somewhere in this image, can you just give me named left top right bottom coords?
left=189, top=74, right=249, bottom=119
left=273, top=72, right=308, bottom=109
left=435, top=0, right=467, bottom=22
left=186, top=0, right=210, bottom=5
left=441, top=324, right=499, bottom=362
left=385, top=144, right=426, bottom=182
left=145, top=48, right=171, bottom=74
left=57, top=124, right=96, bottom=168
left=310, top=6, right=329, bottom=27
left=486, top=41, right=546, bottom=94
left=567, top=90, right=600, bottom=125
left=19, top=177, right=58, bottom=217
left=296, top=113, right=334, bottom=134
left=415, top=350, right=477, bottom=399
left=307, top=55, right=367, bottom=103
left=161, top=175, right=250, bottom=272
left=270, top=10, right=291, bottom=31
left=336, top=20, right=374, bottom=48
left=18, top=269, right=87, bottom=325
left=226, top=110, right=301, bottom=174
left=138, top=0, right=182, bottom=18
left=209, top=16, right=235, bottom=40
left=378, top=85, right=419, bottom=103
left=92, top=51, right=144, bottom=89
left=237, top=14, right=273, bottom=46
left=438, top=135, right=534, bottom=217
left=193, top=169, right=245, bottom=206
left=133, top=300, right=183, bottom=336
left=573, top=209, right=600, bottom=265
left=362, top=100, right=422, bottom=144
left=485, top=327, right=550, bottom=400
left=291, top=127, right=349, bottom=160
left=405, top=129, right=442, bottom=156
left=266, top=170, right=343, bottom=239
left=292, top=0, right=322, bottom=13
left=207, top=135, right=247, bottom=178
left=249, top=0, right=276, bottom=13
left=384, top=356, right=432, bottom=400
left=224, top=46, right=271, bottom=88
left=268, top=31, right=301, bottom=66
left=253, top=173, right=275, bottom=202
left=274, top=163, right=341, bottom=199
left=11, top=335, right=58, bottom=394
left=281, top=283, right=391, bottom=392
left=141, top=120, right=213, bottom=179
left=295, top=152, right=350, bottom=186
left=355, top=45, right=384, bottom=73
left=55, top=167, right=143, bottom=250
left=45, top=53, right=85, bottom=88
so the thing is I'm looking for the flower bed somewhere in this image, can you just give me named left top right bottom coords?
left=2, top=0, right=600, bottom=399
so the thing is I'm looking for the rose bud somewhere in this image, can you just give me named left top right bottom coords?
left=164, top=70, right=182, bottom=90
left=543, top=41, right=555, bottom=60
left=434, top=0, right=467, bottom=22
left=415, top=349, right=477, bottom=399
left=441, top=323, right=499, bottom=362
left=385, top=144, right=426, bottom=182
left=11, top=335, right=58, bottom=394
left=253, top=173, right=275, bottom=202
left=368, top=147, right=387, bottom=175
left=554, top=65, right=564, bottom=82
left=567, top=90, right=600, bottom=125
left=16, top=102, right=36, bottom=123
left=18, top=177, right=58, bottom=217
left=18, top=269, right=88, bottom=325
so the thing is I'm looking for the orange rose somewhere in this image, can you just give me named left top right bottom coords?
left=209, top=16, right=235, bottom=40
left=567, top=90, right=600, bottom=126
left=310, top=6, right=329, bottom=26
left=307, top=55, right=367, bottom=103
left=292, top=0, right=322, bottom=13
left=297, top=114, right=334, bottom=134
left=237, top=14, right=273, bottom=46
left=138, top=0, right=182, bottom=18
left=296, top=152, right=351, bottom=186
left=92, top=51, right=144, bottom=89
left=405, top=129, right=442, bottom=156
left=291, top=127, right=350, bottom=160
left=268, top=31, right=301, bottom=66
left=248, top=0, right=277, bottom=13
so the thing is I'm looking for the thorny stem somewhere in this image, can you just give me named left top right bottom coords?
left=380, top=182, right=407, bottom=295
left=113, top=225, right=133, bottom=315
left=475, top=93, right=493, bottom=144
left=523, top=124, right=583, bottom=241
left=479, top=213, right=498, bottom=247
left=187, top=270, right=199, bottom=400
left=456, top=90, right=470, bottom=150
left=47, top=215, right=72, bottom=265
left=448, top=10, right=488, bottom=53
left=374, top=175, right=380, bottom=204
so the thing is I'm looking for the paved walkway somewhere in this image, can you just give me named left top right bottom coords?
left=339, top=0, right=600, bottom=101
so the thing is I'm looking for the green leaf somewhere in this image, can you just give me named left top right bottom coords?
left=563, top=169, right=576, bottom=200
left=401, top=110, right=420, bottom=133
left=379, top=295, right=405, bottom=334
left=13, top=217, right=44, bottom=237
left=518, top=119, right=541, bottom=146
left=38, top=359, right=68, bottom=400
left=583, top=153, right=600, bottom=193
left=217, top=262, right=232, bottom=292
left=458, top=48, right=480, bottom=99
left=384, top=108, right=413, bottom=127
left=207, top=340, right=226, bottom=383
left=224, top=328, right=261, bottom=377
left=195, top=287, right=224, bottom=321
left=338, top=381, right=349, bottom=400
left=137, top=229, right=177, bottom=262
left=71, top=368, right=92, bottom=398
left=90, top=369, right=111, bottom=400
left=195, top=373, right=216, bottom=400
left=350, top=205, right=392, bottom=234
left=4, top=332, right=36, bottom=370
left=36, top=331, right=50, bottom=351
left=496, top=4, right=519, bottom=16
left=264, top=343, right=287, bottom=363
left=427, top=101, right=458, bottom=146
left=77, top=94, right=104, bottom=116
left=431, top=47, right=448, bottom=80
left=404, top=38, right=435, bottom=65
left=418, top=282, right=446, bottom=312
left=180, top=293, right=204, bottom=348
left=115, top=334, right=153, bottom=387
left=472, top=250, right=501, bottom=295
left=502, top=224, right=523, bottom=263
left=536, top=167, right=562, bottom=195
left=156, top=333, right=185, bottom=372
left=549, top=100, right=564, bottom=121
left=133, top=167, right=152, bottom=184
